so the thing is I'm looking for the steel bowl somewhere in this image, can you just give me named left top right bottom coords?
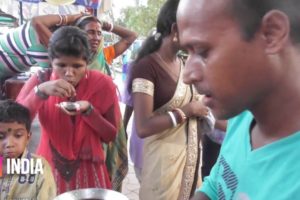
left=54, top=188, right=129, bottom=200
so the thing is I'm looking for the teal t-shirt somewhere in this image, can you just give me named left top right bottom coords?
left=200, top=111, right=300, bottom=200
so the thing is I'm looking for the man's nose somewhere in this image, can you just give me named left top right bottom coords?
left=183, top=56, right=204, bottom=84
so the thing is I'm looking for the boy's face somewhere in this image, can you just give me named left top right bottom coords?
left=177, top=0, right=278, bottom=119
left=0, top=122, right=30, bottom=158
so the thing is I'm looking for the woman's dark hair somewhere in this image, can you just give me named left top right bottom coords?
left=135, top=0, right=180, bottom=62
left=73, top=15, right=101, bottom=30
left=0, top=100, right=31, bottom=132
left=230, top=0, right=300, bottom=43
left=48, top=26, right=92, bottom=63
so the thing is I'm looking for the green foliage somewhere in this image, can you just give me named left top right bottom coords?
left=116, top=0, right=165, bottom=37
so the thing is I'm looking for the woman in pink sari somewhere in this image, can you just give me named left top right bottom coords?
left=17, top=26, right=121, bottom=194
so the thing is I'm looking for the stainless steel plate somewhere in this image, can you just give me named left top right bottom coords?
left=54, top=188, right=129, bottom=200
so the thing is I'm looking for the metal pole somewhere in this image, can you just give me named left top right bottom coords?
left=19, top=1, right=24, bottom=25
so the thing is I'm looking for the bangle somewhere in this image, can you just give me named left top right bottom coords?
left=109, top=23, right=114, bottom=32
left=62, top=15, right=67, bottom=25
left=64, top=15, right=68, bottom=25
left=82, top=104, right=93, bottom=116
left=56, top=15, right=63, bottom=26
left=173, top=108, right=187, bottom=123
left=34, top=85, right=48, bottom=100
left=167, top=111, right=177, bottom=127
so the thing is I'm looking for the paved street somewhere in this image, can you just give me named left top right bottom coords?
left=122, top=161, right=140, bottom=200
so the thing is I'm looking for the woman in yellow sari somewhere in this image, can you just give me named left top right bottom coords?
left=128, top=0, right=213, bottom=199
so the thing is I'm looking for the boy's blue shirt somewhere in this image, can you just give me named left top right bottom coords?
left=200, top=111, right=300, bottom=200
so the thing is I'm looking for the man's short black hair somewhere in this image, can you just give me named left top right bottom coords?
left=0, top=100, right=31, bottom=132
left=229, top=0, right=300, bottom=43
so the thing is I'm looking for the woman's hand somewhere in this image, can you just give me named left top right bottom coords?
left=56, top=100, right=91, bottom=116
left=101, top=21, right=113, bottom=32
left=181, top=101, right=209, bottom=118
left=38, top=79, right=76, bottom=98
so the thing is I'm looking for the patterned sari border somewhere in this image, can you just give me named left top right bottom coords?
left=132, top=78, right=154, bottom=96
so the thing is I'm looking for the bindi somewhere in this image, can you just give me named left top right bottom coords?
left=7, top=128, right=12, bottom=132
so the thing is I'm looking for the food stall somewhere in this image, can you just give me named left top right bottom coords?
left=0, top=0, right=111, bottom=100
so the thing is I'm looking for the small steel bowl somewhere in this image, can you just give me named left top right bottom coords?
left=54, top=188, right=129, bottom=200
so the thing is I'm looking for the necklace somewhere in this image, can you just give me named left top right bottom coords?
left=154, top=52, right=180, bottom=81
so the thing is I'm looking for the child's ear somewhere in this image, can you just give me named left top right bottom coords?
left=26, top=132, right=32, bottom=145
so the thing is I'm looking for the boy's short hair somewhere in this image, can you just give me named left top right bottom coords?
left=0, top=100, right=31, bottom=132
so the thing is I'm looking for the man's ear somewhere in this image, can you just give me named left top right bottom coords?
left=260, top=10, right=290, bottom=54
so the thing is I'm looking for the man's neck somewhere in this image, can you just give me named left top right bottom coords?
left=250, top=85, right=300, bottom=149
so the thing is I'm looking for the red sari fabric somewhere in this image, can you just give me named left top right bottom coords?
left=17, top=70, right=121, bottom=194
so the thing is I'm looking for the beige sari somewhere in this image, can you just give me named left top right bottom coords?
left=133, top=62, right=202, bottom=200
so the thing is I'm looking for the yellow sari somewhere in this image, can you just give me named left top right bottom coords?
left=133, top=62, right=203, bottom=200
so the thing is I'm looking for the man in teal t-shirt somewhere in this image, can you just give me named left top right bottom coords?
left=177, top=0, right=300, bottom=199
left=200, top=111, right=300, bottom=199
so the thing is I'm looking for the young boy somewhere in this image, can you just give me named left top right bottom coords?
left=0, top=100, right=56, bottom=199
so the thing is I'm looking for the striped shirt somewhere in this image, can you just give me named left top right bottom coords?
left=0, top=21, right=49, bottom=81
